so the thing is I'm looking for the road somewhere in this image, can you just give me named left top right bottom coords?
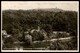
left=33, top=36, right=72, bottom=43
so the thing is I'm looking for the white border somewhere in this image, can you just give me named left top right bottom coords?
left=1, top=1, right=79, bottom=52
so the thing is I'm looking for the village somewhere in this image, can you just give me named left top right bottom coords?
left=2, top=26, right=72, bottom=50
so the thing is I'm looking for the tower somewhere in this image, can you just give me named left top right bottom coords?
left=38, top=26, right=40, bottom=31
left=56, top=7, right=57, bottom=9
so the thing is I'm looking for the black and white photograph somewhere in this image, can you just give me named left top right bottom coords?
left=1, top=1, right=79, bottom=52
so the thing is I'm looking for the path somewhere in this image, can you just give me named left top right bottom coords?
left=33, top=36, right=72, bottom=43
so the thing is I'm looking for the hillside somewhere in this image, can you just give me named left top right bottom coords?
left=2, top=8, right=77, bottom=36
left=2, top=8, right=78, bottom=50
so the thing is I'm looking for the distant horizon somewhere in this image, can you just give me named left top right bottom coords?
left=1, top=1, right=79, bottom=11
left=2, top=8, right=78, bottom=12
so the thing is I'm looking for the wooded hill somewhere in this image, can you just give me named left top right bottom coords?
left=2, top=8, right=77, bottom=36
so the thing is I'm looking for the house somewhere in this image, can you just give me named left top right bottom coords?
left=52, top=31, right=70, bottom=38
left=2, top=30, right=11, bottom=38
left=53, top=31, right=69, bottom=34
left=53, top=31, right=57, bottom=34
left=59, top=31, right=66, bottom=34
left=2, top=30, right=7, bottom=35
left=24, top=32, right=32, bottom=45
left=30, top=26, right=48, bottom=40
left=30, top=26, right=40, bottom=33
left=66, top=33, right=70, bottom=35
left=40, top=29, right=48, bottom=40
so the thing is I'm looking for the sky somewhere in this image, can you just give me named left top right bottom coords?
left=1, top=1, right=79, bottom=11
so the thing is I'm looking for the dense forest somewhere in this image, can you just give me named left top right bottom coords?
left=2, top=9, right=77, bottom=36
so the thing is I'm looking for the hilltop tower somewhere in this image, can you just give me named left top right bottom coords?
left=56, top=7, right=58, bottom=9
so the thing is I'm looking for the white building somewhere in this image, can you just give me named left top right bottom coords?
left=53, top=31, right=57, bottom=34
left=25, top=32, right=32, bottom=45
left=2, top=30, right=7, bottom=35
left=53, top=31, right=69, bottom=34
left=2, top=30, right=11, bottom=38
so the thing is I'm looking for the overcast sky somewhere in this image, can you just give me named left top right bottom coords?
left=1, top=1, right=79, bottom=11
